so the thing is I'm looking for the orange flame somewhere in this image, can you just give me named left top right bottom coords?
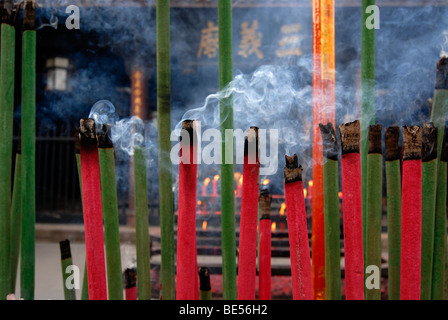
left=279, top=202, right=286, bottom=216
left=308, top=180, right=313, bottom=187
left=271, top=222, right=276, bottom=232
left=202, top=220, right=207, bottom=231
left=239, top=176, right=243, bottom=184
left=262, top=179, right=270, bottom=186
left=214, top=175, right=220, bottom=181
left=338, top=192, right=343, bottom=199
left=204, top=177, right=211, bottom=186
left=303, top=188, right=308, bottom=198
left=197, top=200, right=202, bottom=206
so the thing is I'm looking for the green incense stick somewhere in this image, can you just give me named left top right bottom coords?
left=432, top=127, right=448, bottom=299
left=218, top=0, right=237, bottom=300
left=10, top=145, right=22, bottom=294
left=199, top=267, right=212, bottom=300
left=361, top=0, right=376, bottom=257
left=156, top=0, right=175, bottom=300
left=59, top=240, right=76, bottom=300
left=430, top=57, right=448, bottom=300
left=0, top=2, right=16, bottom=300
left=20, top=0, right=36, bottom=301
left=97, top=126, right=123, bottom=300
left=134, top=146, right=151, bottom=300
left=421, top=123, right=438, bottom=300
left=319, top=123, right=341, bottom=300
left=75, top=131, right=89, bottom=300
left=384, top=126, right=401, bottom=300
left=365, top=125, right=382, bottom=300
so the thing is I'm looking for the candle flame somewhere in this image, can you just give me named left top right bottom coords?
left=239, top=176, right=243, bottom=184
left=279, top=202, right=286, bottom=216
left=308, top=180, right=313, bottom=187
left=197, top=200, right=202, bottom=206
left=303, top=188, right=307, bottom=198
left=271, top=222, right=276, bottom=232
left=214, top=175, right=220, bottom=181
left=202, top=220, right=207, bottom=231
left=204, top=177, right=211, bottom=186
left=262, top=179, right=270, bottom=185
left=338, top=192, right=342, bottom=199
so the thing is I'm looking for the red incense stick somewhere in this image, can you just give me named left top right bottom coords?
left=258, top=189, right=271, bottom=300
left=400, top=125, right=422, bottom=300
left=284, top=154, right=313, bottom=300
left=79, top=118, right=108, bottom=300
left=338, top=121, right=364, bottom=300
left=237, top=127, right=260, bottom=300
left=176, top=120, right=199, bottom=300
left=124, top=268, right=137, bottom=300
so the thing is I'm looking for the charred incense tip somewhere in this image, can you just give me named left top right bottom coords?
left=368, top=124, right=383, bottom=154
left=2, top=0, right=17, bottom=25
left=79, top=118, right=98, bottom=146
left=319, top=123, right=339, bottom=161
left=59, top=239, right=72, bottom=261
left=436, top=56, right=448, bottom=90
left=180, top=119, right=197, bottom=146
left=124, top=268, right=137, bottom=289
left=385, top=126, right=400, bottom=161
left=338, top=120, right=360, bottom=154
left=259, top=189, right=271, bottom=220
left=97, top=124, right=114, bottom=149
left=284, top=154, right=303, bottom=184
left=402, top=125, right=422, bottom=161
left=199, top=267, right=211, bottom=291
left=441, top=127, right=448, bottom=163
left=23, top=0, right=36, bottom=30
left=422, top=122, right=438, bottom=162
left=244, top=126, right=259, bottom=158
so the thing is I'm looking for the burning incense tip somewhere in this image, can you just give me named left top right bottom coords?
left=244, top=126, right=259, bottom=159
left=368, top=124, right=383, bottom=154
left=97, top=124, right=113, bottom=149
left=422, top=122, right=438, bottom=162
left=436, top=56, right=448, bottom=90
left=284, top=154, right=302, bottom=184
left=319, top=123, right=339, bottom=160
left=59, top=239, right=72, bottom=261
left=402, top=125, right=422, bottom=161
left=385, top=126, right=400, bottom=161
left=79, top=118, right=98, bottom=146
left=23, top=0, right=36, bottom=30
left=259, top=189, right=271, bottom=220
left=338, top=120, right=361, bottom=154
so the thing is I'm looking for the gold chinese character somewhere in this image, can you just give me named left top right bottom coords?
left=238, top=20, right=264, bottom=59
left=276, top=23, right=303, bottom=58
left=197, top=21, right=219, bottom=58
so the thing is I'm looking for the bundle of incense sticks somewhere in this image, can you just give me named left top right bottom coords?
left=258, top=189, right=272, bottom=300
left=319, top=123, right=341, bottom=300
left=284, top=154, right=313, bottom=300
left=176, top=120, right=199, bottom=300
left=124, top=268, right=137, bottom=300
left=237, top=127, right=260, bottom=300
left=400, top=125, right=422, bottom=300
left=338, top=121, right=364, bottom=300
left=385, top=126, right=401, bottom=300
left=78, top=118, right=107, bottom=300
